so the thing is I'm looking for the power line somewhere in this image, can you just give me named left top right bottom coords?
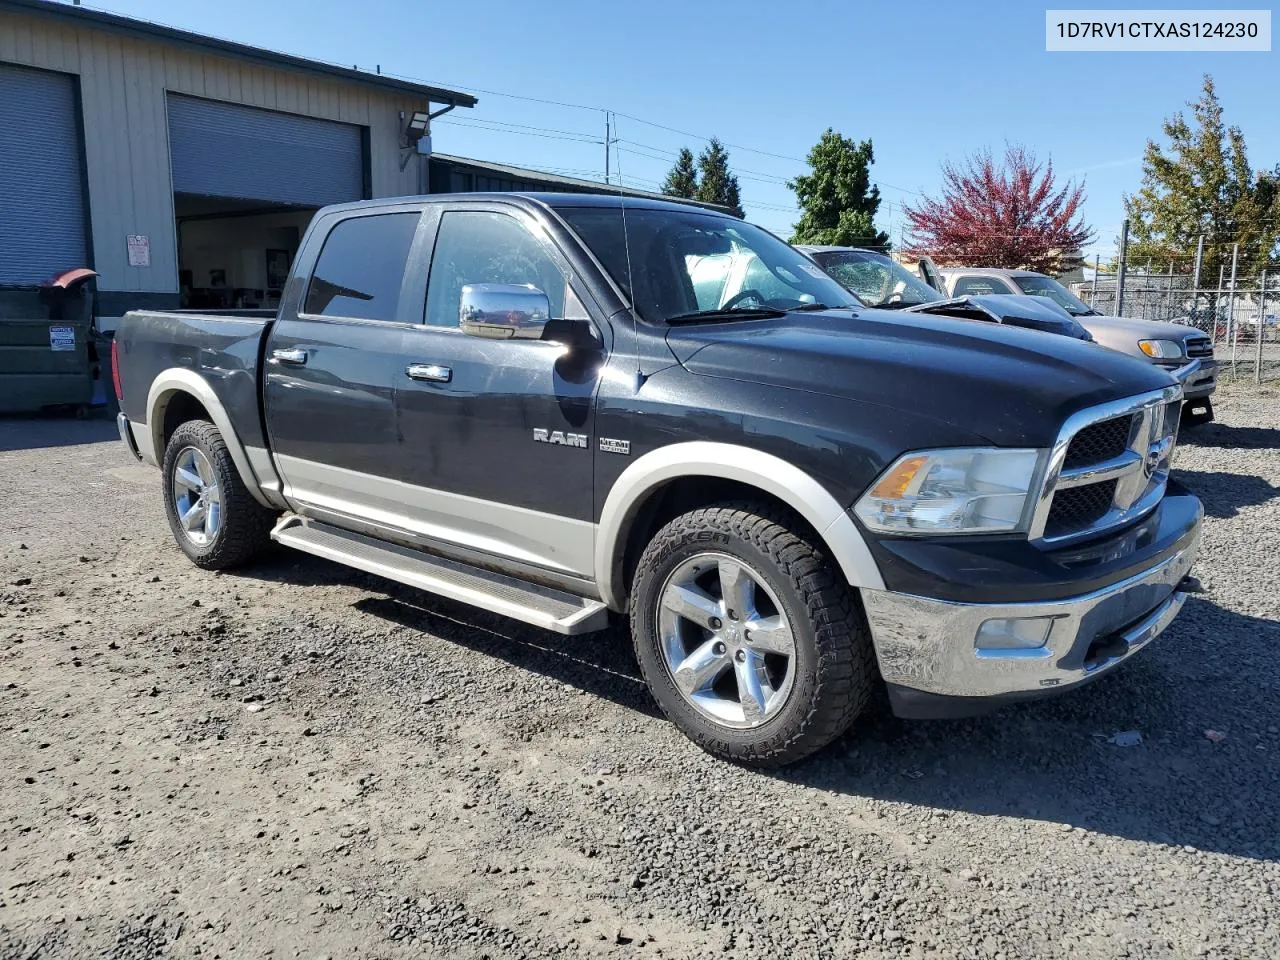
left=435, top=118, right=601, bottom=145
left=406, top=71, right=927, bottom=197
left=440, top=115, right=602, bottom=141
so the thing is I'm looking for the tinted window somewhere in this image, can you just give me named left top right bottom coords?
left=425, top=211, right=566, bottom=328
left=952, top=276, right=1015, bottom=296
left=303, top=213, right=420, bottom=321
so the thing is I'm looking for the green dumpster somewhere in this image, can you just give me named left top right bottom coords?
left=0, top=271, right=96, bottom=415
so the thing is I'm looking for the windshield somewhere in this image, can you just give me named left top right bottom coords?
left=1011, top=275, right=1093, bottom=315
left=807, top=249, right=941, bottom=308
left=552, top=205, right=859, bottom=323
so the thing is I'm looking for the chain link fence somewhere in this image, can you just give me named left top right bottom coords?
left=1072, top=273, right=1279, bottom=384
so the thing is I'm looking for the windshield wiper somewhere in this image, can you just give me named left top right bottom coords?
left=665, top=307, right=788, bottom=325
left=791, top=301, right=857, bottom=312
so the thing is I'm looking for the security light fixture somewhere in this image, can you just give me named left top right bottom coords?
left=405, top=111, right=430, bottom=140
left=400, top=102, right=457, bottom=168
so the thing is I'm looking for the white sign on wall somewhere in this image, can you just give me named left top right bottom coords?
left=126, top=234, right=150, bottom=267
left=49, top=325, right=75, bottom=351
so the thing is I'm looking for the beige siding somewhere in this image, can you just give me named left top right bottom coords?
left=0, top=11, right=422, bottom=294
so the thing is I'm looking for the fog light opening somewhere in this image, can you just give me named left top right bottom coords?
left=975, top=617, right=1055, bottom=657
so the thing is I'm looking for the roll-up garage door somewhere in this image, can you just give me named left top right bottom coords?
left=167, top=95, right=365, bottom=207
left=0, top=64, right=87, bottom=284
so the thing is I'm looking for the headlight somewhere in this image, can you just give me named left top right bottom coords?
left=1138, top=339, right=1184, bottom=359
left=854, top=448, right=1041, bottom=535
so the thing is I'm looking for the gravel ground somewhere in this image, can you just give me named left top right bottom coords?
left=2, top=382, right=1278, bottom=960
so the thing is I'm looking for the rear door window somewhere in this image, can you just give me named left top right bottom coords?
left=303, top=212, right=420, bottom=322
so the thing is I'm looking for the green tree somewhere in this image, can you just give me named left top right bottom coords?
left=694, top=139, right=744, bottom=218
left=788, top=129, right=889, bottom=249
left=661, top=147, right=699, bottom=200
left=1124, top=74, right=1280, bottom=277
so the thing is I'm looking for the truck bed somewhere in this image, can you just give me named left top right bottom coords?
left=114, top=308, right=276, bottom=453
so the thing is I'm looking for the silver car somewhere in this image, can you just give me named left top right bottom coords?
left=941, top=268, right=1216, bottom=423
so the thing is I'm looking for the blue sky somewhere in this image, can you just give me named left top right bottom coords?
left=101, top=0, right=1277, bottom=261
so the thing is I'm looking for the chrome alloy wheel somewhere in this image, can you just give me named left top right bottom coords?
left=656, top=552, right=798, bottom=728
left=171, top=446, right=221, bottom=546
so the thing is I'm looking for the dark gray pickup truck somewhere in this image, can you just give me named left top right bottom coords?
left=113, top=193, right=1202, bottom=766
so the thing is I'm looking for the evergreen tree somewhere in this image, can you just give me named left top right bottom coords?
left=1125, top=74, right=1280, bottom=276
left=694, top=139, right=745, bottom=218
left=789, top=129, right=889, bottom=249
left=661, top=148, right=699, bottom=199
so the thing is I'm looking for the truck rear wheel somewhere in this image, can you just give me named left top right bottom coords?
left=161, top=420, right=275, bottom=570
left=629, top=502, right=875, bottom=767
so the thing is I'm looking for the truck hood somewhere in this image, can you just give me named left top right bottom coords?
left=1077, top=314, right=1204, bottom=341
left=665, top=308, right=1176, bottom=448
left=904, top=294, right=1094, bottom=340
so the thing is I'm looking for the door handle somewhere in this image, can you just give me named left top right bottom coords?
left=406, top=363, right=452, bottom=383
left=271, top=348, right=308, bottom=365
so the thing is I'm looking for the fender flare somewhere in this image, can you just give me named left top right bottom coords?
left=144, top=368, right=275, bottom=508
left=595, top=441, right=885, bottom=610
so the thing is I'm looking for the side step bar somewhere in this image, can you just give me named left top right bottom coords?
left=271, top=515, right=610, bottom=635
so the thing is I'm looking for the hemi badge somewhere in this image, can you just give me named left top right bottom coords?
left=599, top=438, right=631, bottom=455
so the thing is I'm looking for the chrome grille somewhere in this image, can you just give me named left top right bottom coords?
left=1062, top=416, right=1134, bottom=469
left=1044, top=479, right=1118, bottom=537
left=1030, top=387, right=1182, bottom=545
left=1185, top=337, right=1213, bottom=358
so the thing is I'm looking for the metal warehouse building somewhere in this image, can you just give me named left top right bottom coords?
left=0, top=0, right=476, bottom=330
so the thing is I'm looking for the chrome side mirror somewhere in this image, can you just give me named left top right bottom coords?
left=459, top=283, right=550, bottom=340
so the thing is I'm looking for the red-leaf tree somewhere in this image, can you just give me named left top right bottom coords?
left=903, top=146, right=1093, bottom=273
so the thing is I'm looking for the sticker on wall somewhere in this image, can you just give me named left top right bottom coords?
left=49, top=325, right=75, bottom=352
left=127, top=234, right=151, bottom=267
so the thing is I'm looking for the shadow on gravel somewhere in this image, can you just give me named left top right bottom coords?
left=1173, top=468, right=1279, bottom=518
left=249, top=550, right=658, bottom=717
left=0, top=412, right=116, bottom=452
left=245, top=554, right=1278, bottom=861
left=1179, top=422, right=1280, bottom=450
left=782, top=598, right=1280, bottom=863
left=353, top=592, right=661, bottom=720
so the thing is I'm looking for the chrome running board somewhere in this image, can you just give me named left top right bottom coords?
left=271, top=515, right=609, bottom=635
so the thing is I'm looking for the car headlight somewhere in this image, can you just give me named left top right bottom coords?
left=854, top=448, right=1042, bottom=535
left=1138, top=339, right=1184, bottom=359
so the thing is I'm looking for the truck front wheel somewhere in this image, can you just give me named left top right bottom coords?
left=629, top=502, right=875, bottom=767
left=161, top=420, right=275, bottom=570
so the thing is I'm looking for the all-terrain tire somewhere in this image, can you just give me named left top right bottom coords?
left=161, top=419, right=275, bottom=570
left=629, top=501, right=876, bottom=767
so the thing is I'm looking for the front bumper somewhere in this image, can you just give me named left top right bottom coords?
left=1169, top=357, right=1216, bottom=399
left=861, top=507, right=1201, bottom=714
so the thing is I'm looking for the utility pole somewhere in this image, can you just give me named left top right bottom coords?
left=1090, top=254, right=1100, bottom=306
left=1115, top=219, right=1130, bottom=317
left=603, top=112, right=611, bottom=185
left=1164, top=261, right=1175, bottom=315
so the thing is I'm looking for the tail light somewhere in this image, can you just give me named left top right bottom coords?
left=110, top=338, right=123, bottom=402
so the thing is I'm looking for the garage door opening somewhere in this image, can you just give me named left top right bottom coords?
left=175, top=194, right=314, bottom=309
left=167, top=94, right=368, bottom=309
